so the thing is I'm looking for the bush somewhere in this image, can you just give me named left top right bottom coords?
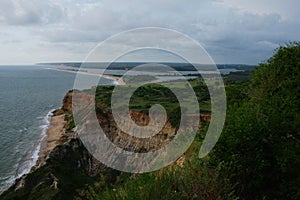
left=212, top=42, right=300, bottom=199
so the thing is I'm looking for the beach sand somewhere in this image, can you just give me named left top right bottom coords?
left=36, top=113, right=66, bottom=167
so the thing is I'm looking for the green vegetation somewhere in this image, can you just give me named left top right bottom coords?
left=122, top=75, right=158, bottom=83
left=94, top=78, right=211, bottom=128
left=95, top=78, right=210, bottom=112
left=222, top=70, right=252, bottom=83
left=212, top=42, right=300, bottom=199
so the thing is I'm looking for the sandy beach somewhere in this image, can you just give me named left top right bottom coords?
left=36, top=112, right=66, bottom=167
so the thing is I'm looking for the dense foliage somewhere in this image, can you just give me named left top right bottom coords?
left=213, top=42, right=300, bottom=199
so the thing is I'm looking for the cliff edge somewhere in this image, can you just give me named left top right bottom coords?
left=1, top=88, right=210, bottom=199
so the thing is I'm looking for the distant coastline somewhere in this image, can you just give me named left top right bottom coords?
left=46, top=67, right=124, bottom=85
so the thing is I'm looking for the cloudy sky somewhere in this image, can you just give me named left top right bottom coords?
left=0, top=0, right=299, bottom=65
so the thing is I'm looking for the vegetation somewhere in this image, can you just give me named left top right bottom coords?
left=222, top=70, right=252, bottom=83
left=212, top=42, right=300, bottom=199
left=94, top=78, right=211, bottom=128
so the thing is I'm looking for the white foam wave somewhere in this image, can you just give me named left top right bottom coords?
left=16, top=109, right=54, bottom=178
left=0, top=109, right=55, bottom=194
left=0, top=175, right=15, bottom=194
left=29, top=109, right=55, bottom=170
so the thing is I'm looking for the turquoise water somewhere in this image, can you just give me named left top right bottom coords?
left=0, top=65, right=114, bottom=193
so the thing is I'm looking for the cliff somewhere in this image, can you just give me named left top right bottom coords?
left=1, top=89, right=210, bottom=199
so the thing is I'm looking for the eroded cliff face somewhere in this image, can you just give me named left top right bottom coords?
left=47, top=90, right=107, bottom=177
left=96, top=110, right=176, bottom=153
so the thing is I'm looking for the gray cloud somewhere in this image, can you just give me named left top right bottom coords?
left=0, top=0, right=299, bottom=64
left=0, top=0, right=65, bottom=25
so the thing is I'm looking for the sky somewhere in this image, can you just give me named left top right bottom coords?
left=0, top=0, right=299, bottom=65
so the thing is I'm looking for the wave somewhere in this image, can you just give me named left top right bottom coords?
left=0, top=109, right=54, bottom=194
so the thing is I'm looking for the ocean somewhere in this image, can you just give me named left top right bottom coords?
left=0, top=65, right=115, bottom=194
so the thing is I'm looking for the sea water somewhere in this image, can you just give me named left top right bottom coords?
left=0, top=65, right=114, bottom=194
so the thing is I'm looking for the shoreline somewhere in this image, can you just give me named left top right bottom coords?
left=35, top=109, right=67, bottom=168
left=0, top=109, right=64, bottom=194
left=46, top=67, right=125, bottom=85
